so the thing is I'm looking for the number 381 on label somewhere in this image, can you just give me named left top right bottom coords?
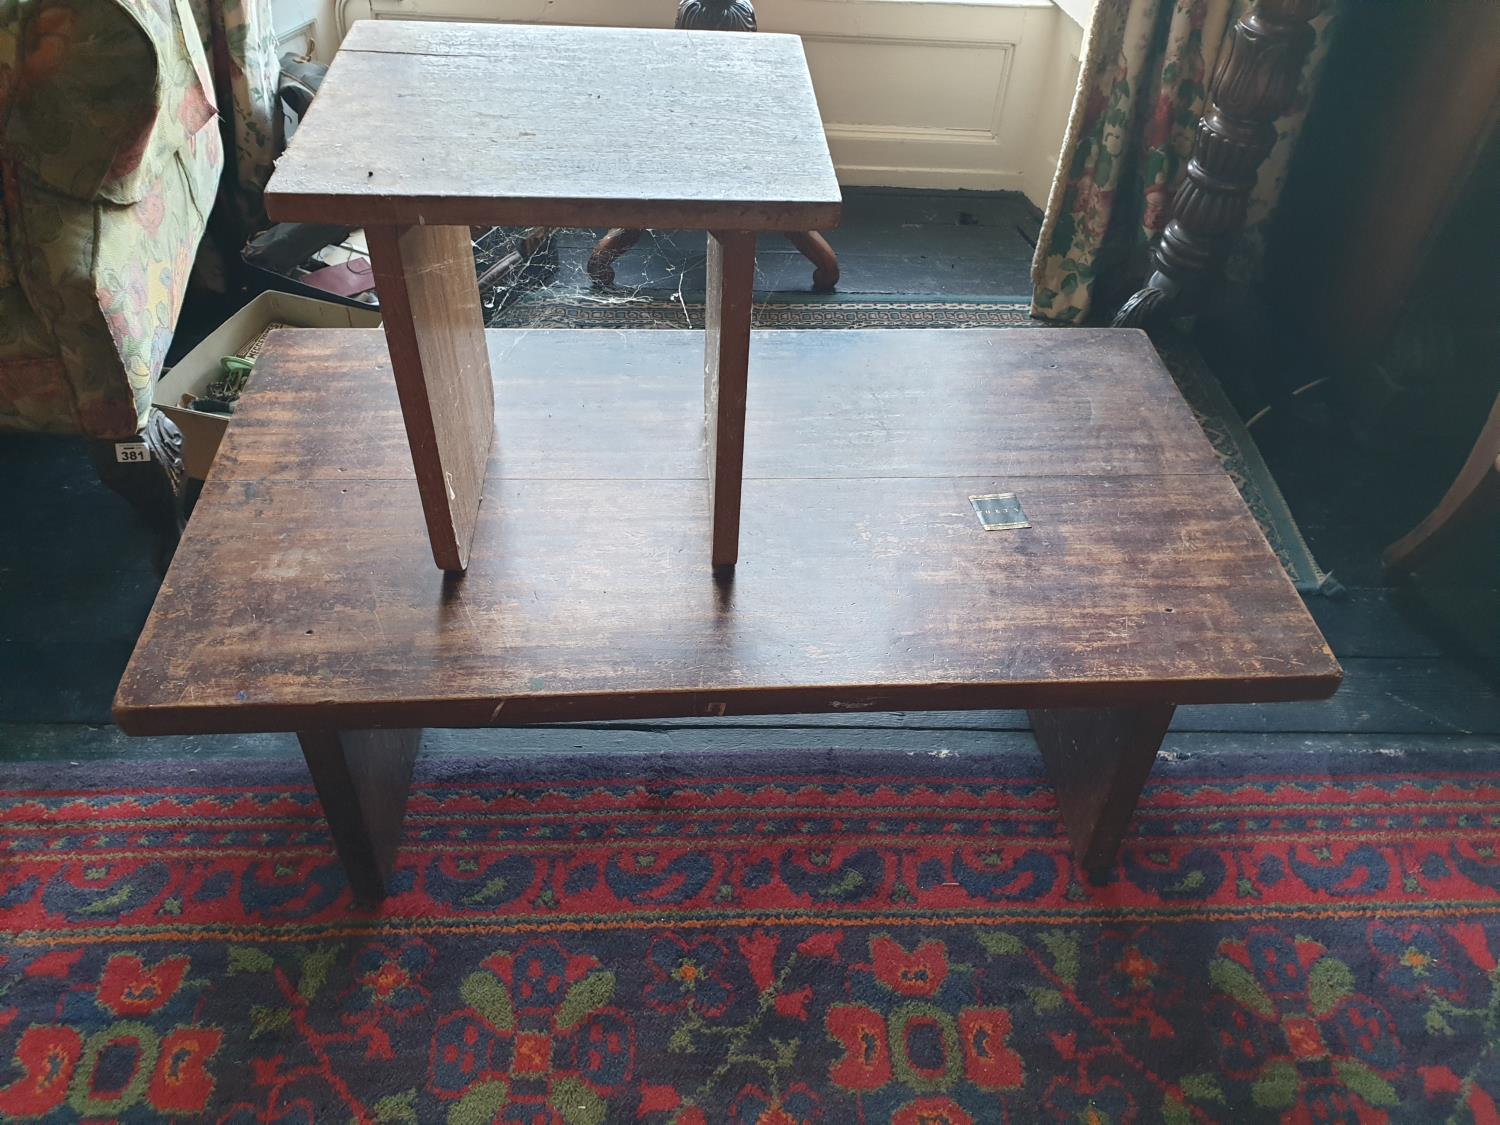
left=114, top=443, right=152, bottom=464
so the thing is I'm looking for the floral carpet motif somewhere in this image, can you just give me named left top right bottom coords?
left=3, top=749, right=1499, bottom=1122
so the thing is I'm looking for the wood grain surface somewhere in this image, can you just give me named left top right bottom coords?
left=264, top=21, right=841, bottom=231
left=298, top=727, right=421, bottom=903
left=1030, top=705, right=1175, bottom=874
left=114, top=328, right=1340, bottom=735
left=365, top=224, right=494, bottom=571
left=202, top=330, right=1223, bottom=483
left=704, top=231, right=755, bottom=567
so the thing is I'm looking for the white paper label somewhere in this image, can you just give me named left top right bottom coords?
left=114, top=443, right=151, bottom=464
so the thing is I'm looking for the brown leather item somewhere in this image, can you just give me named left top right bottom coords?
left=300, top=258, right=375, bottom=299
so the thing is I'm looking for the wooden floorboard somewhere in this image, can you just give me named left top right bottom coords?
left=5, top=724, right=1498, bottom=770
left=0, top=641, right=143, bottom=725
left=1304, top=588, right=1448, bottom=658
left=82, top=653, right=1500, bottom=746
left=559, top=657, right=1500, bottom=736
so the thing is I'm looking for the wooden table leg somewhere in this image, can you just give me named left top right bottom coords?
left=366, top=224, right=494, bottom=573
left=705, top=229, right=755, bottom=568
left=1028, top=705, right=1175, bottom=877
left=586, top=227, right=645, bottom=287
left=783, top=230, right=839, bottom=292
left=588, top=227, right=838, bottom=292
left=298, top=728, right=422, bottom=904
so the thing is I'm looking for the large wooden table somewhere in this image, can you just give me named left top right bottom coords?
left=115, top=327, right=1341, bottom=901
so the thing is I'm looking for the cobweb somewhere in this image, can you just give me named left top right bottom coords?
left=471, top=226, right=815, bottom=330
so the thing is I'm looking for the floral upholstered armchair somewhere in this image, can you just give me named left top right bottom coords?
left=0, top=0, right=223, bottom=439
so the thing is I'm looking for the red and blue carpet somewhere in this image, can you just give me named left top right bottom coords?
left=2, top=749, right=1499, bottom=1123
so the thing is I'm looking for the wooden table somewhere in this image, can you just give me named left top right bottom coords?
left=114, top=327, right=1341, bottom=902
left=264, top=20, right=840, bottom=572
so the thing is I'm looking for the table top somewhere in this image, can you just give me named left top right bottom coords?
left=114, top=328, right=1340, bottom=735
left=264, top=21, right=842, bottom=231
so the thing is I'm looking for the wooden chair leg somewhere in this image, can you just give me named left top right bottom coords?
left=1029, top=704, right=1175, bottom=878
left=784, top=230, right=839, bottom=292
left=1384, top=392, right=1500, bottom=574
left=588, top=228, right=836, bottom=292
left=476, top=227, right=557, bottom=290
left=704, top=229, right=755, bottom=569
left=587, top=227, right=646, bottom=287
left=299, top=728, right=422, bottom=904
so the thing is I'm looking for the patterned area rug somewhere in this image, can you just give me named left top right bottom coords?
left=3, top=748, right=1498, bottom=1122
left=494, top=296, right=1335, bottom=595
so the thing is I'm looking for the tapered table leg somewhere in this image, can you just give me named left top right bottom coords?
left=1029, top=705, right=1175, bottom=877
left=366, top=224, right=493, bottom=572
left=704, top=230, right=755, bottom=568
left=298, top=728, right=422, bottom=904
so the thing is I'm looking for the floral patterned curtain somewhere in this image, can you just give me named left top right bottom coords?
left=187, top=0, right=279, bottom=230
left=1031, top=0, right=1336, bottom=324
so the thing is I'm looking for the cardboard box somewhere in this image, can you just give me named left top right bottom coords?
left=156, top=291, right=381, bottom=479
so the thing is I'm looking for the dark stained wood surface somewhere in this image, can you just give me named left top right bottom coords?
left=704, top=231, right=755, bottom=567
left=298, top=727, right=421, bottom=903
left=365, top=224, right=494, bottom=571
left=1322, top=1, right=1500, bottom=358
left=264, top=21, right=841, bottom=232
left=114, top=328, right=1340, bottom=735
left=1030, top=705, right=1175, bottom=875
left=199, top=330, right=1224, bottom=483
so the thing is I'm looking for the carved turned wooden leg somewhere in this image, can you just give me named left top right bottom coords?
left=784, top=230, right=840, bottom=291
left=476, top=226, right=556, bottom=290
left=586, top=227, right=646, bottom=287
left=366, top=224, right=493, bottom=572
left=705, top=230, right=755, bottom=568
left=1113, top=0, right=1320, bottom=327
left=678, top=0, right=756, bottom=30
left=588, top=226, right=840, bottom=292
left=1384, top=392, right=1500, bottom=574
left=299, top=728, right=422, bottom=904
left=1029, top=705, right=1175, bottom=876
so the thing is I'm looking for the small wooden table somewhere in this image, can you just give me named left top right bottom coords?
left=585, top=0, right=841, bottom=293
left=264, top=21, right=840, bottom=572
left=114, top=327, right=1341, bottom=902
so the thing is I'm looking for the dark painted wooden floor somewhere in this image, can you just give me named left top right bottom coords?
left=512, top=188, right=1041, bottom=300
left=2, top=187, right=1498, bottom=772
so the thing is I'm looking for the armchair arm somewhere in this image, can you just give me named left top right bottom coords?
left=12, top=124, right=221, bottom=437
left=4, top=0, right=216, bottom=205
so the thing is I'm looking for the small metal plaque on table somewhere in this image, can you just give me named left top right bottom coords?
left=970, top=493, right=1029, bottom=531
